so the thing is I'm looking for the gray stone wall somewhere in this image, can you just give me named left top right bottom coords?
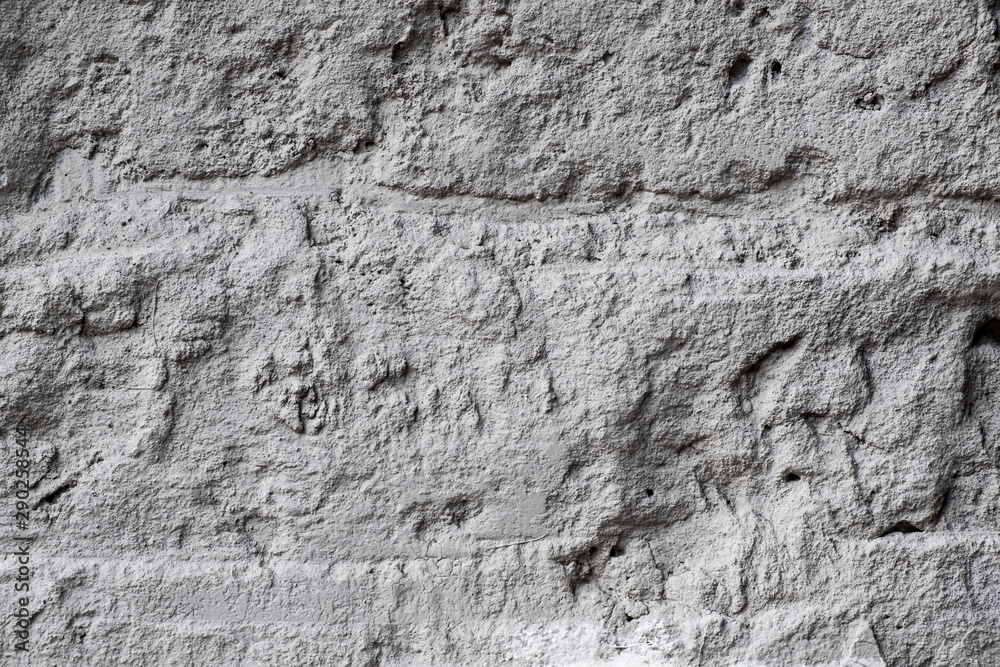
left=2, top=1, right=1000, bottom=664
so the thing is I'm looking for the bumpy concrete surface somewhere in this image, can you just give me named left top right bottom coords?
left=3, top=1, right=1000, bottom=665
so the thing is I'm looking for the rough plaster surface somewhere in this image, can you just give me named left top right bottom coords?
left=2, top=1, right=1000, bottom=665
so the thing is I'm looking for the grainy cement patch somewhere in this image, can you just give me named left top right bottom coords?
left=2, top=1, right=1000, bottom=665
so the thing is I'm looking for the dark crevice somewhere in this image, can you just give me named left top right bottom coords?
left=436, top=2, right=460, bottom=37
left=972, top=318, right=1000, bottom=347
left=728, top=55, right=752, bottom=88
left=856, top=347, right=874, bottom=406
left=37, top=479, right=77, bottom=507
left=769, top=61, right=781, bottom=82
left=880, top=521, right=923, bottom=536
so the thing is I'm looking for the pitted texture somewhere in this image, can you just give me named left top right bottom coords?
left=2, top=1, right=1000, bottom=665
